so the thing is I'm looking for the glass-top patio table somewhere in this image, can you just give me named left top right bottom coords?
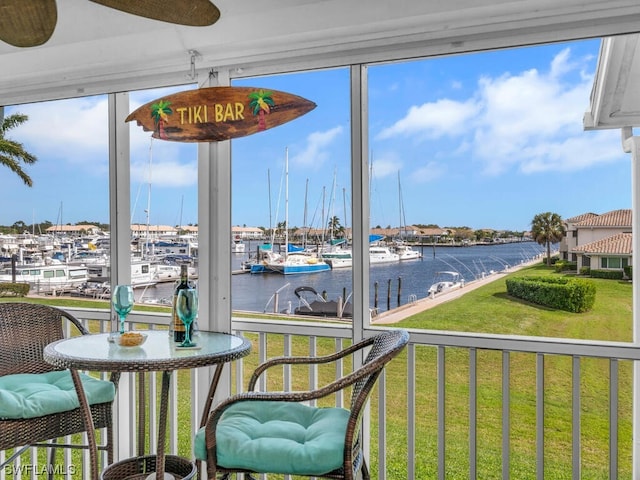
left=44, top=330, right=252, bottom=480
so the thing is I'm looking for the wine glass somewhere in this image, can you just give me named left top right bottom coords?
left=112, top=284, right=134, bottom=334
left=176, top=288, right=198, bottom=347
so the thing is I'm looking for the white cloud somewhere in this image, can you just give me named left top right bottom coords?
left=473, top=56, right=598, bottom=174
left=371, top=152, right=402, bottom=179
left=131, top=158, right=197, bottom=188
left=412, top=161, right=447, bottom=182
left=377, top=98, right=479, bottom=140
left=11, top=97, right=109, bottom=169
left=291, top=125, right=343, bottom=168
left=377, top=47, right=625, bottom=176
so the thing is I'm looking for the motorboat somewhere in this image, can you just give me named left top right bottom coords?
left=87, top=260, right=159, bottom=288
left=293, top=286, right=352, bottom=318
left=321, top=236, right=404, bottom=268
left=0, top=262, right=89, bottom=295
left=369, top=246, right=400, bottom=264
left=231, top=240, right=246, bottom=254
left=394, top=243, right=422, bottom=260
left=427, top=271, right=463, bottom=295
left=151, top=263, right=182, bottom=283
left=320, top=245, right=353, bottom=269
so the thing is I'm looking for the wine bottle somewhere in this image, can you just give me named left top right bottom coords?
left=172, top=264, right=190, bottom=342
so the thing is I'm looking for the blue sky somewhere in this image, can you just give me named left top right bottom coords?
left=2, top=37, right=630, bottom=232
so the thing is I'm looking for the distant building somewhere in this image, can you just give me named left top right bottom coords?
left=416, top=227, right=452, bottom=243
left=131, top=224, right=178, bottom=239
left=45, top=224, right=102, bottom=235
left=177, top=225, right=199, bottom=235
left=559, top=212, right=598, bottom=260
left=560, top=209, right=632, bottom=272
left=573, top=233, right=632, bottom=272
left=232, top=226, right=264, bottom=239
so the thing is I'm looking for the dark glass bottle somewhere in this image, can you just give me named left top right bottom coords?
left=172, top=264, right=190, bottom=342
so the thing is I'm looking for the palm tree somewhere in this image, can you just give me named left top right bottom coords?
left=328, top=215, right=345, bottom=238
left=151, top=100, right=172, bottom=139
left=248, top=90, right=274, bottom=131
left=0, top=112, right=37, bottom=186
left=531, top=212, right=565, bottom=266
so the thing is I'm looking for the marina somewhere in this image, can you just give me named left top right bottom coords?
left=143, top=241, right=546, bottom=315
left=0, top=232, right=546, bottom=315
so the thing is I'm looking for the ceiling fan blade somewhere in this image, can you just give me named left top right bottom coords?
left=89, top=0, right=220, bottom=27
left=0, top=0, right=57, bottom=47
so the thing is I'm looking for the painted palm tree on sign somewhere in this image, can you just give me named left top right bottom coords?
left=0, top=112, right=37, bottom=186
left=531, top=212, right=565, bottom=266
left=151, top=100, right=172, bottom=139
left=248, top=90, right=274, bottom=131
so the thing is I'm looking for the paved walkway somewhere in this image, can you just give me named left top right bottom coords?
left=372, top=257, right=543, bottom=324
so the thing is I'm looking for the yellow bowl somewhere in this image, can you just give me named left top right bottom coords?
left=117, top=332, right=147, bottom=347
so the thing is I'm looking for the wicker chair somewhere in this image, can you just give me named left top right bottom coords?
left=0, top=302, right=119, bottom=477
left=196, top=328, right=409, bottom=480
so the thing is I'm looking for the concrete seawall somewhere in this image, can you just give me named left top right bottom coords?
left=372, top=256, right=544, bottom=324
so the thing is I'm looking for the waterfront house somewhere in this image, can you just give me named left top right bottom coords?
left=573, top=232, right=632, bottom=274
left=560, top=209, right=632, bottom=272
left=231, top=226, right=264, bottom=240
left=130, top=224, right=178, bottom=240
left=418, top=227, right=453, bottom=243
left=559, top=212, right=599, bottom=261
left=3, top=3, right=640, bottom=479
left=45, top=224, right=103, bottom=236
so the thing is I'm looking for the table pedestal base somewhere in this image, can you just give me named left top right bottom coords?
left=101, top=455, right=196, bottom=480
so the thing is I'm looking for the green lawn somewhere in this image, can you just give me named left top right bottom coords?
left=371, top=265, right=633, bottom=479
left=0, top=265, right=633, bottom=479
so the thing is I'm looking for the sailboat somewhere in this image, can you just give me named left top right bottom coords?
left=394, top=171, right=422, bottom=261
left=265, top=148, right=331, bottom=275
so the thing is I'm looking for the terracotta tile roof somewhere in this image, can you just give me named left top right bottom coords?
left=564, top=212, right=598, bottom=224
left=573, top=233, right=632, bottom=255
left=574, top=209, right=631, bottom=228
left=45, top=224, right=100, bottom=232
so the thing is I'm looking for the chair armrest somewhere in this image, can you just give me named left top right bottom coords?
left=247, top=336, right=374, bottom=390
left=208, top=356, right=383, bottom=433
left=56, top=306, right=91, bottom=336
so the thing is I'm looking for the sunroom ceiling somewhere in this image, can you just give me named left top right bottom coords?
left=3, top=0, right=640, bottom=106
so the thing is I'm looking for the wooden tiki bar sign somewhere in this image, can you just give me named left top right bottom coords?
left=125, top=86, right=316, bottom=142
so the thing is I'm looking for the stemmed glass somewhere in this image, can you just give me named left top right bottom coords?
left=176, top=288, right=198, bottom=347
left=112, top=284, right=134, bottom=334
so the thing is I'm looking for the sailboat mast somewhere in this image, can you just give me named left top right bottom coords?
left=267, top=169, right=274, bottom=245
left=145, top=140, right=152, bottom=258
left=343, top=187, right=348, bottom=241
left=398, top=171, right=402, bottom=238
left=284, top=147, right=289, bottom=260
left=303, top=178, right=309, bottom=248
left=330, top=168, right=337, bottom=241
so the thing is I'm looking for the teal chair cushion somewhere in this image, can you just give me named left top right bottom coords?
left=195, top=400, right=349, bottom=475
left=0, top=370, right=116, bottom=420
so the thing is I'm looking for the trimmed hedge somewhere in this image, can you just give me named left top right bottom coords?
left=0, top=282, right=30, bottom=297
left=624, top=265, right=633, bottom=280
left=590, top=269, right=624, bottom=280
left=505, top=276, right=596, bottom=313
left=554, top=261, right=577, bottom=273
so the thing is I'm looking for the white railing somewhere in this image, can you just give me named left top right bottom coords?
left=1, top=308, right=637, bottom=479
